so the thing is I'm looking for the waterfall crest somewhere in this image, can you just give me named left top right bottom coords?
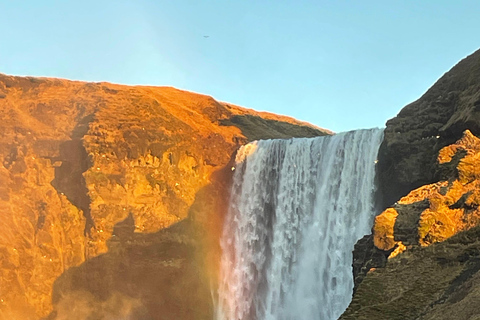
left=216, top=128, right=384, bottom=320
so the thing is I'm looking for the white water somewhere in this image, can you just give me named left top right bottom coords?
left=215, top=128, right=384, bottom=320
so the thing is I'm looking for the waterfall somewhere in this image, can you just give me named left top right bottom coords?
left=215, top=128, right=384, bottom=320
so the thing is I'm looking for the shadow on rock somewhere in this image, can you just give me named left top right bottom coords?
left=46, top=216, right=210, bottom=320
left=45, top=157, right=236, bottom=320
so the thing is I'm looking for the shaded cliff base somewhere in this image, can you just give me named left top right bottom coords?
left=46, top=219, right=210, bottom=320
left=343, top=225, right=480, bottom=320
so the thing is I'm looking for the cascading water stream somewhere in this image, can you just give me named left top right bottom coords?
left=215, top=128, right=384, bottom=320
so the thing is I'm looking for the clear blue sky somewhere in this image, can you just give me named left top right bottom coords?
left=1, top=1, right=479, bottom=132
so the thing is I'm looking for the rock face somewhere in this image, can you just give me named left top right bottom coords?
left=343, top=226, right=480, bottom=320
left=0, top=73, right=329, bottom=320
left=377, top=49, right=480, bottom=207
left=375, top=130, right=480, bottom=252
left=343, top=49, right=480, bottom=319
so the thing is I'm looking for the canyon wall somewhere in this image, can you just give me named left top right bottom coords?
left=0, top=74, right=329, bottom=320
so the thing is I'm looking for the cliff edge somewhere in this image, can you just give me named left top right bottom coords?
left=377, top=49, right=480, bottom=207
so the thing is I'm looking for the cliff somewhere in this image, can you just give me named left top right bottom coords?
left=4, top=48, right=480, bottom=320
left=377, top=49, right=480, bottom=207
left=0, top=74, right=329, bottom=320
left=342, top=49, right=480, bottom=319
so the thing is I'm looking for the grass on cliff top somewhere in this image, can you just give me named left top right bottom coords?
left=220, top=114, right=329, bottom=141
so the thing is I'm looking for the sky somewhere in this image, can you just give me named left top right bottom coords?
left=0, top=1, right=479, bottom=133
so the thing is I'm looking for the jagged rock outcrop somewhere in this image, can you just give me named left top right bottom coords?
left=344, top=49, right=480, bottom=319
left=374, top=130, right=480, bottom=253
left=0, top=73, right=329, bottom=320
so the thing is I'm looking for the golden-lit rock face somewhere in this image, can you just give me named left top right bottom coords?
left=0, top=73, right=328, bottom=319
left=373, top=130, right=480, bottom=256
left=373, top=208, right=398, bottom=251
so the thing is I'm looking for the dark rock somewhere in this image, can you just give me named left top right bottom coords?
left=393, top=199, right=430, bottom=246
left=352, top=234, right=391, bottom=293
left=377, top=49, right=480, bottom=208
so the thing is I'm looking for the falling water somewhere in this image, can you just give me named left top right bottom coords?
left=215, top=128, right=384, bottom=320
